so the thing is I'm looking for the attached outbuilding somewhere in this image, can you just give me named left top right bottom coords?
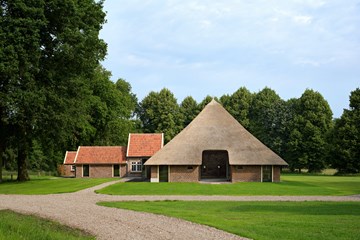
left=145, top=99, right=288, bottom=182
left=74, top=146, right=127, bottom=178
left=58, top=151, right=77, bottom=177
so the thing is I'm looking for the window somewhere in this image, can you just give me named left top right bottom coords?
left=187, top=166, right=193, bottom=170
left=113, top=164, right=120, bottom=177
left=70, top=165, right=76, bottom=172
left=83, top=165, right=89, bottom=177
left=131, top=161, right=142, bottom=172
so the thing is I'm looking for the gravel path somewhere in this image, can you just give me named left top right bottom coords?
left=1, top=179, right=359, bottom=240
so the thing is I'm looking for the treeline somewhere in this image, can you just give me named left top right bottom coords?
left=0, top=1, right=359, bottom=182
left=136, top=87, right=360, bottom=175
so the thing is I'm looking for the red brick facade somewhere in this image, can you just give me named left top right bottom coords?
left=273, top=166, right=280, bottom=182
left=169, top=166, right=199, bottom=182
left=75, top=164, right=126, bottom=178
left=231, top=165, right=262, bottom=182
left=58, top=164, right=75, bottom=177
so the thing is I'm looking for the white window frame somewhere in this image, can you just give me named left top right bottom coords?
left=70, top=165, right=75, bottom=172
left=131, top=161, right=142, bottom=172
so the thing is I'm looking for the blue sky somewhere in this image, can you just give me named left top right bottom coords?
left=99, top=0, right=360, bottom=118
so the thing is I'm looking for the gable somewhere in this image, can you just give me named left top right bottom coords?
left=127, top=133, right=163, bottom=157
left=63, top=151, right=77, bottom=165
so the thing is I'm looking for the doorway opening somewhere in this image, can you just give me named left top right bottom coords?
left=201, top=150, right=229, bottom=180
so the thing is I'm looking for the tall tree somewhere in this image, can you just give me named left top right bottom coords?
left=221, top=87, right=253, bottom=129
left=137, top=88, right=183, bottom=143
left=330, top=88, right=360, bottom=173
left=0, top=0, right=107, bottom=181
left=180, top=96, right=199, bottom=128
left=248, top=87, right=288, bottom=154
left=286, top=89, right=333, bottom=172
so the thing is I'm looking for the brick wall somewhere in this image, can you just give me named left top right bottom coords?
left=273, top=166, right=280, bottom=182
left=75, top=164, right=121, bottom=178
left=169, top=165, right=199, bottom=182
left=75, top=164, right=82, bottom=178
left=60, top=165, right=75, bottom=177
left=231, top=165, right=261, bottom=182
left=120, top=164, right=127, bottom=177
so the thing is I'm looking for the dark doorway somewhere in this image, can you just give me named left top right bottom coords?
left=83, top=165, right=89, bottom=177
left=159, top=165, right=168, bottom=182
left=142, top=158, right=150, bottom=179
left=113, top=164, right=120, bottom=177
left=201, top=150, right=229, bottom=179
left=262, top=165, right=272, bottom=182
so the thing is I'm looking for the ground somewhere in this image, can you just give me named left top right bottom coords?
left=0, top=178, right=359, bottom=240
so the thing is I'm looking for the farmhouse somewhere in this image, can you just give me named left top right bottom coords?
left=145, top=99, right=288, bottom=182
left=60, top=133, right=163, bottom=178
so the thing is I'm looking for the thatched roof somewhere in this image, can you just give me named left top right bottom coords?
left=145, top=99, right=288, bottom=166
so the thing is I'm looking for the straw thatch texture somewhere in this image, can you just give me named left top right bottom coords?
left=145, top=99, right=288, bottom=166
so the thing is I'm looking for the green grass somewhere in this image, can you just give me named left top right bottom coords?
left=0, top=210, right=94, bottom=240
left=96, top=175, right=360, bottom=196
left=99, top=201, right=360, bottom=240
left=0, top=177, right=115, bottom=194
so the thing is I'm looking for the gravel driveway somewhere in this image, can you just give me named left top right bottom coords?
left=1, top=179, right=359, bottom=240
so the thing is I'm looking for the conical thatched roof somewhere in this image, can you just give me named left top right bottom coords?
left=145, top=99, right=288, bottom=166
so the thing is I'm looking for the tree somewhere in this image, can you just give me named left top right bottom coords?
left=221, top=87, right=253, bottom=129
left=180, top=96, right=199, bottom=128
left=0, top=0, right=107, bottom=181
left=248, top=87, right=288, bottom=154
left=330, top=88, right=360, bottom=173
left=286, top=89, right=333, bottom=172
left=137, top=88, right=183, bottom=142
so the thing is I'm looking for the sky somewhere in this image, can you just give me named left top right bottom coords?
left=99, top=0, right=360, bottom=118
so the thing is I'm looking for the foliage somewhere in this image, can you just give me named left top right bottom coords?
left=330, top=88, right=360, bottom=173
left=0, top=177, right=115, bottom=194
left=220, top=87, right=253, bottom=128
left=285, top=90, right=333, bottom=172
left=0, top=210, right=95, bottom=240
left=99, top=201, right=360, bottom=240
left=180, top=96, right=199, bottom=128
left=136, top=88, right=183, bottom=142
left=248, top=87, right=291, bottom=155
left=96, top=175, right=360, bottom=196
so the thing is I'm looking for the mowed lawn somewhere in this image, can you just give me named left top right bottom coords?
left=96, top=175, right=360, bottom=196
left=0, top=210, right=94, bottom=240
left=0, top=177, right=115, bottom=194
left=99, top=201, right=360, bottom=240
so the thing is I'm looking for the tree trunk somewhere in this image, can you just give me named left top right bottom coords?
left=0, top=151, right=2, bottom=183
left=17, top=131, right=30, bottom=181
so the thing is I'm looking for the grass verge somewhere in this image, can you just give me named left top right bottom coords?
left=0, top=177, right=115, bottom=194
left=96, top=175, right=360, bottom=196
left=98, top=201, right=360, bottom=240
left=0, top=210, right=94, bottom=240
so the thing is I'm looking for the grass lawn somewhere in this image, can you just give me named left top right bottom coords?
left=96, top=175, right=360, bottom=196
left=0, top=210, right=94, bottom=240
left=99, top=201, right=360, bottom=240
left=0, top=177, right=115, bottom=194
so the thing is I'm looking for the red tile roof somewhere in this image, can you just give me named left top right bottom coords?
left=127, top=133, right=163, bottom=157
left=74, top=146, right=126, bottom=164
left=63, top=151, right=77, bottom=165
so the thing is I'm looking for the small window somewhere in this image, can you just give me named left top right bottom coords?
left=71, top=165, right=76, bottom=172
left=113, top=164, right=120, bottom=177
left=187, top=166, right=193, bottom=170
left=83, top=165, right=89, bottom=177
left=131, top=161, right=142, bottom=172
